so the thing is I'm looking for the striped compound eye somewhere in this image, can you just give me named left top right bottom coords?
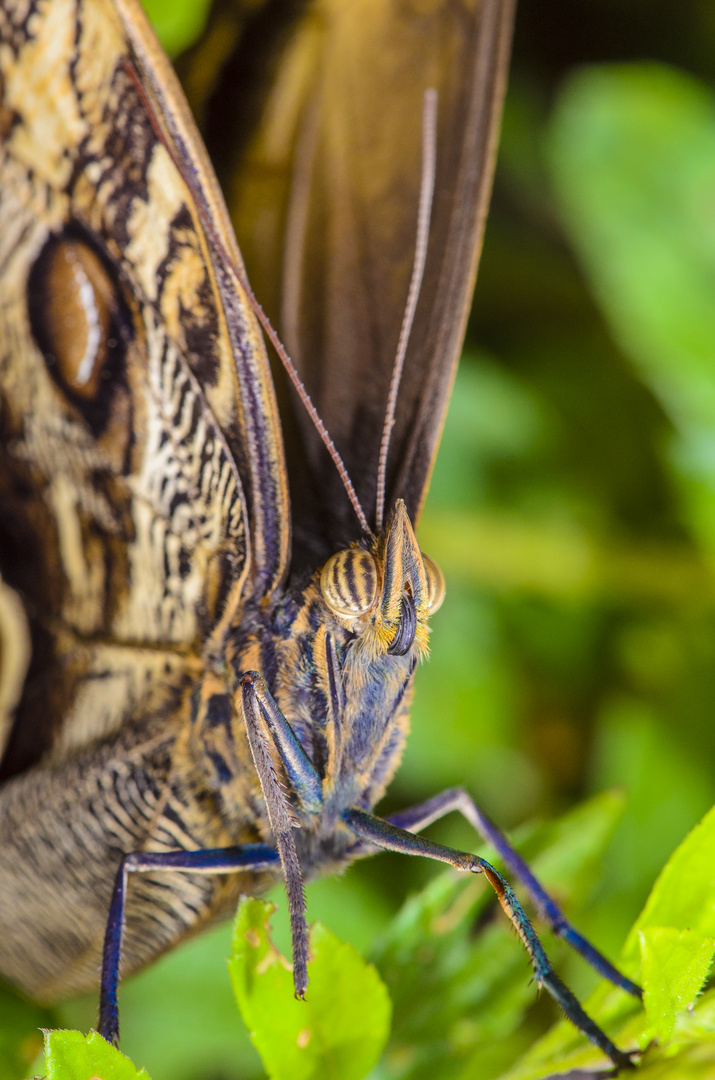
left=320, top=548, right=379, bottom=617
left=422, top=553, right=446, bottom=614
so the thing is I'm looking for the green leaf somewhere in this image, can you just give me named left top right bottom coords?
left=500, top=803, right=715, bottom=1078
left=140, top=0, right=213, bottom=57
left=44, top=1029, right=150, bottom=1080
left=639, top=927, right=715, bottom=1043
left=228, top=898, right=391, bottom=1080
left=625, top=803, right=715, bottom=961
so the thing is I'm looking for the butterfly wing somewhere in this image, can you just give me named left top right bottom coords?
left=0, top=0, right=289, bottom=776
left=212, top=0, right=515, bottom=558
left=0, top=0, right=293, bottom=999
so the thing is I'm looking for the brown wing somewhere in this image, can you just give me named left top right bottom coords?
left=206, top=0, right=514, bottom=561
left=0, top=0, right=289, bottom=775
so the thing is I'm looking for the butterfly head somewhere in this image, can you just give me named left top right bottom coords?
left=207, top=503, right=444, bottom=830
left=271, top=498, right=446, bottom=815
left=319, top=500, right=444, bottom=661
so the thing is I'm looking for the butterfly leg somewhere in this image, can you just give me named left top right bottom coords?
left=239, top=671, right=323, bottom=813
left=343, top=808, right=635, bottom=1071
left=238, top=672, right=323, bottom=1001
left=385, top=787, right=641, bottom=999
left=98, top=843, right=280, bottom=1045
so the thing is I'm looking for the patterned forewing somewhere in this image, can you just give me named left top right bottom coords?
left=0, top=0, right=282, bottom=1000
left=0, top=0, right=262, bottom=768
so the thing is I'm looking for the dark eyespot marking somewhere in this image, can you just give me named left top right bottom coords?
left=27, top=226, right=132, bottom=435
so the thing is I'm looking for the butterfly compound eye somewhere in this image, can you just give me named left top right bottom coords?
left=320, top=548, right=379, bottom=617
left=422, top=553, right=446, bottom=614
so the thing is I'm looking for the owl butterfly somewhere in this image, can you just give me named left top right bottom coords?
left=0, top=0, right=639, bottom=1068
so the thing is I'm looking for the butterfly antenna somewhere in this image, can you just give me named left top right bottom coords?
left=119, top=57, right=372, bottom=539
left=375, top=88, right=438, bottom=532
left=239, top=282, right=373, bottom=536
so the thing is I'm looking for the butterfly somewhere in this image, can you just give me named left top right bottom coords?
left=0, top=0, right=638, bottom=1068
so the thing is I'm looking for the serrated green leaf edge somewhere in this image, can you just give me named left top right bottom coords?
left=625, top=803, right=715, bottom=960
left=499, top=802, right=715, bottom=1078
left=639, top=927, right=715, bottom=1044
left=44, top=1029, right=150, bottom=1080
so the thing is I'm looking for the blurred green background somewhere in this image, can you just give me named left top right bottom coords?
left=7, top=0, right=715, bottom=1077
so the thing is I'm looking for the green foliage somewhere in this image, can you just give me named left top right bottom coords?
left=43, top=1030, right=149, bottom=1080
left=624, top=804, right=715, bottom=954
left=0, top=983, right=50, bottom=1078
left=547, top=64, right=715, bottom=549
left=640, top=928, right=715, bottom=1043
left=140, top=0, right=212, bottom=57
left=228, top=899, right=391, bottom=1080
left=502, top=803, right=715, bottom=1079
left=547, top=65, right=715, bottom=413
left=370, top=793, right=625, bottom=1080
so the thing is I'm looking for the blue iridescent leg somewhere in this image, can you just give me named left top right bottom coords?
left=239, top=672, right=323, bottom=998
left=99, top=843, right=279, bottom=1045
left=344, top=808, right=635, bottom=1071
left=386, top=787, right=641, bottom=999
left=239, top=672, right=323, bottom=814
